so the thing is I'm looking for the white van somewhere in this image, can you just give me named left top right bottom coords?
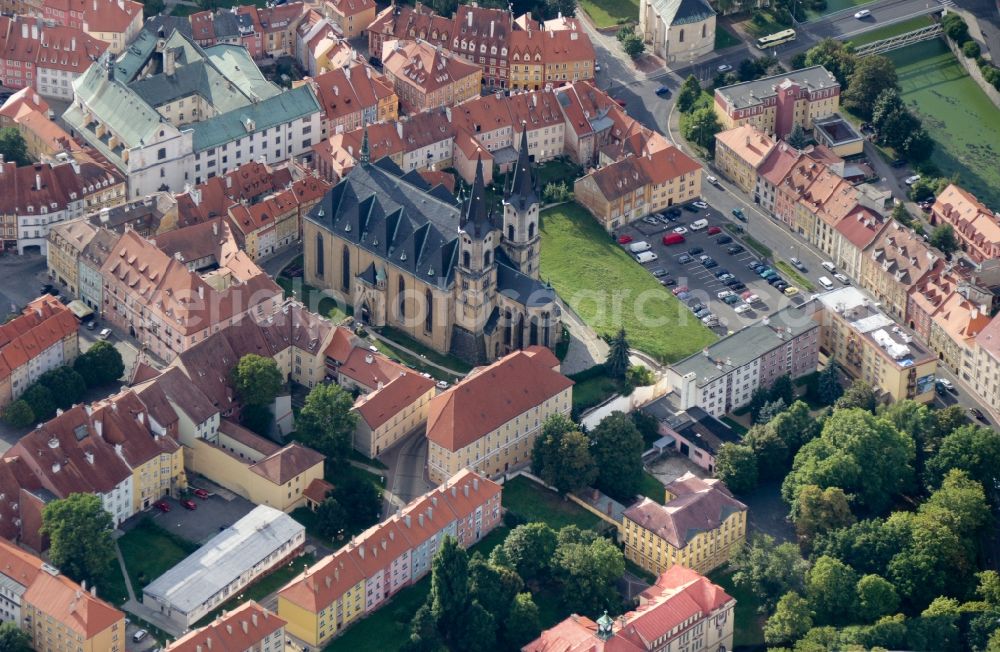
left=635, top=251, right=659, bottom=264
left=818, top=276, right=835, bottom=290
left=690, top=219, right=709, bottom=231
left=706, top=175, right=719, bottom=185
left=629, top=241, right=651, bottom=253
left=821, top=261, right=836, bottom=273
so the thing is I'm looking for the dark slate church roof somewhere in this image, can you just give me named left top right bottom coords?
left=306, top=157, right=555, bottom=308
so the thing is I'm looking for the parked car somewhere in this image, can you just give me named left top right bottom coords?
left=689, top=302, right=705, bottom=313
left=617, top=234, right=633, bottom=244
left=970, top=407, right=990, bottom=424
left=688, top=246, right=704, bottom=255
left=706, top=175, right=719, bottom=185
left=663, top=233, right=686, bottom=245
left=133, top=630, right=148, bottom=643
left=642, top=216, right=659, bottom=225
left=768, top=276, right=785, bottom=286
left=666, top=207, right=682, bottom=218
left=99, top=328, right=112, bottom=340
left=722, top=294, right=740, bottom=305
left=717, top=290, right=734, bottom=299
left=704, top=259, right=718, bottom=269
left=834, top=273, right=850, bottom=285
left=732, top=208, right=747, bottom=222
left=677, top=254, right=693, bottom=264
left=673, top=226, right=688, bottom=235
left=729, top=281, right=747, bottom=291
left=774, top=280, right=789, bottom=292
left=85, top=320, right=97, bottom=331
left=734, top=304, right=752, bottom=314
left=790, top=257, right=806, bottom=271
left=693, top=200, right=709, bottom=209
left=749, top=261, right=765, bottom=271
left=718, top=273, right=735, bottom=282
left=758, top=267, right=776, bottom=278
left=716, top=235, right=733, bottom=245
left=714, top=268, right=730, bottom=278
left=717, top=63, right=732, bottom=72
left=741, top=291, right=760, bottom=303
left=784, top=286, right=800, bottom=297
left=660, top=277, right=677, bottom=286
left=936, top=378, right=955, bottom=393
left=672, top=285, right=689, bottom=295
left=181, top=499, right=197, bottom=511
left=727, top=245, right=745, bottom=254
left=655, top=85, right=671, bottom=96
left=707, top=226, right=722, bottom=235
left=694, top=308, right=712, bottom=319
left=153, top=500, right=170, bottom=513
left=683, top=203, right=700, bottom=212
left=193, top=488, right=210, bottom=499
left=891, top=158, right=907, bottom=168
left=904, top=174, right=921, bottom=186
left=703, top=316, right=720, bottom=326
left=854, top=9, right=871, bottom=18
left=651, top=268, right=668, bottom=278
left=676, top=292, right=691, bottom=302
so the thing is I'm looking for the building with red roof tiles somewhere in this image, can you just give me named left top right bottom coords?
left=381, top=38, right=482, bottom=114
left=622, top=473, right=747, bottom=577
left=323, top=0, right=374, bottom=38
left=277, top=469, right=500, bottom=647
left=366, top=3, right=452, bottom=63
left=827, top=202, right=886, bottom=280
left=0, top=538, right=126, bottom=652
left=0, top=88, right=82, bottom=162
left=351, top=370, right=436, bottom=457
left=34, top=0, right=142, bottom=54
left=860, top=220, right=942, bottom=322
left=0, top=15, right=109, bottom=101
left=714, top=124, right=775, bottom=194
left=306, top=61, right=398, bottom=139
left=574, top=146, right=702, bottom=232
left=302, top=477, right=333, bottom=510
left=165, top=601, right=286, bottom=652
left=971, top=313, right=1000, bottom=421
left=507, top=23, right=595, bottom=91
left=426, top=349, right=573, bottom=483
left=754, top=140, right=801, bottom=214
left=0, top=294, right=78, bottom=409
left=931, top=184, right=1000, bottom=264
left=524, top=565, right=734, bottom=652
left=313, top=121, right=405, bottom=181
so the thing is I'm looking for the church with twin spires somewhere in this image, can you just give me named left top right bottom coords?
left=303, top=128, right=562, bottom=365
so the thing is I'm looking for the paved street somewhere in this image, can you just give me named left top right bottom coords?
left=379, top=429, right=431, bottom=517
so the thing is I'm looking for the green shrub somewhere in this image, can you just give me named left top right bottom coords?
left=963, top=41, right=981, bottom=59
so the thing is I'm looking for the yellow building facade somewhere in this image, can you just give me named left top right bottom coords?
left=130, top=449, right=185, bottom=514
left=713, top=66, right=840, bottom=136
left=278, top=556, right=366, bottom=647
left=713, top=125, right=774, bottom=195
left=621, top=474, right=747, bottom=577
left=352, top=372, right=436, bottom=458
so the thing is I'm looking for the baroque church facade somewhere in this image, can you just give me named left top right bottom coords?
left=303, top=129, right=562, bottom=365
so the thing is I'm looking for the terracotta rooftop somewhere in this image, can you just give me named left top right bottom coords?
left=248, top=442, right=325, bottom=485
left=165, top=601, right=285, bottom=652
left=382, top=38, right=480, bottom=95
left=714, top=124, right=775, bottom=169
left=352, top=371, right=435, bottom=429
left=0, top=295, right=77, bottom=382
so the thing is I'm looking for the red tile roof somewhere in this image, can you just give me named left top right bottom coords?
left=303, top=477, right=333, bottom=504
left=426, top=350, right=572, bottom=452
left=248, top=442, right=325, bottom=485
left=0, top=294, right=77, bottom=382
left=165, top=601, right=285, bottom=652
left=382, top=38, right=480, bottom=95
left=0, top=15, right=108, bottom=75
left=352, top=371, right=435, bottom=429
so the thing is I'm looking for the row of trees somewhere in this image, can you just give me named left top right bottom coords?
left=798, top=40, right=934, bottom=163
left=2, top=341, right=125, bottom=428
left=943, top=13, right=1000, bottom=92
left=404, top=523, right=625, bottom=651
left=531, top=412, right=645, bottom=503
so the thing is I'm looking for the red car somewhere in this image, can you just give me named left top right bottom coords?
left=672, top=285, right=689, bottom=296
left=193, top=488, right=209, bottom=499
left=153, top=500, right=170, bottom=513
left=617, top=234, right=633, bottom=245
left=181, top=499, right=197, bottom=511
left=707, top=226, right=722, bottom=235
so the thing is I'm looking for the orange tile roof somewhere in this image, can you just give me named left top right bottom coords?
left=382, top=38, right=480, bottom=94
left=303, top=477, right=333, bottom=504
left=165, top=601, right=285, bottom=652
left=21, top=563, right=124, bottom=638
left=352, top=371, right=435, bottom=429
left=278, top=548, right=366, bottom=612
left=312, top=62, right=395, bottom=124
left=0, top=15, right=108, bottom=75
left=0, top=537, right=45, bottom=589
left=866, top=220, right=941, bottom=289
left=426, top=350, right=572, bottom=452
left=932, top=184, right=1000, bottom=259
left=0, top=295, right=77, bottom=382
left=338, top=345, right=411, bottom=389
left=715, top=124, right=774, bottom=169
left=248, top=442, right=325, bottom=485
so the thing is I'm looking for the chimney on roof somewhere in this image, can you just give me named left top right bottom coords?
left=213, top=221, right=218, bottom=236
left=70, top=37, right=75, bottom=51
left=31, top=24, right=38, bottom=40
left=35, top=173, right=41, bottom=190
left=21, top=22, right=27, bottom=39
left=198, top=285, right=204, bottom=300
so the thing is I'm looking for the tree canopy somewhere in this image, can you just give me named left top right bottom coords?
left=1, top=399, right=34, bottom=428
left=715, top=443, right=758, bottom=494
left=73, top=340, right=124, bottom=386
left=531, top=416, right=596, bottom=494
left=0, top=127, right=31, bottom=166
left=295, top=382, right=357, bottom=460
left=589, top=412, right=644, bottom=502
left=41, top=493, right=115, bottom=585
left=844, top=55, right=898, bottom=119
left=606, top=329, right=631, bottom=378
left=230, top=354, right=283, bottom=407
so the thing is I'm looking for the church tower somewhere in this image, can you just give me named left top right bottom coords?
left=455, top=154, right=499, bottom=335
left=502, top=125, right=541, bottom=279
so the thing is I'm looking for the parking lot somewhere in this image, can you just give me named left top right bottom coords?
left=131, top=492, right=257, bottom=546
left=616, top=202, right=805, bottom=332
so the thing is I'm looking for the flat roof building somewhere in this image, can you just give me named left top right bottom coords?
left=142, top=505, right=305, bottom=630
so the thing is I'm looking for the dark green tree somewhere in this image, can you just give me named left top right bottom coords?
left=747, top=385, right=770, bottom=422
left=404, top=602, right=444, bottom=652
left=903, top=127, right=934, bottom=162
left=37, top=367, right=86, bottom=409
left=621, top=33, right=645, bottom=59
left=757, top=398, right=786, bottom=425
left=811, top=516, right=910, bottom=578
left=816, top=363, right=842, bottom=405
left=295, top=383, right=357, bottom=460
left=770, top=373, right=795, bottom=406
left=501, top=522, right=558, bottom=582
left=930, top=224, right=959, bottom=255
left=21, top=383, right=56, bottom=422
left=676, top=75, right=703, bottom=113
left=714, top=443, right=758, bottom=494
left=557, top=524, right=599, bottom=546
left=764, top=591, right=814, bottom=646
left=543, top=429, right=597, bottom=494
left=855, top=574, right=899, bottom=622
left=1, top=399, right=34, bottom=428
left=142, top=0, right=164, bottom=17
left=834, top=379, right=878, bottom=412
left=921, top=469, right=991, bottom=539
left=925, top=423, right=1000, bottom=490
left=887, top=513, right=971, bottom=610
left=791, top=485, right=855, bottom=549
left=73, top=340, right=124, bottom=386
left=0, top=622, right=31, bottom=652
left=743, top=424, right=789, bottom=481
left=0, top=127, right=31, bottom=166
left=239, top=403, right=272, bottom=436
left=429, top=536, right=469, bottom=640
left=908, top=597, right=962, bottom=652
left=531, top=413, right=575, bottom=478
left=335, top=473, right=382, bottom=531
left=782, top=408, right=915, bottom=515
left=803, top=39, right=856, bottom=87
left=468, top=553, right=522, bottom=624
left=589, top=411, right=644, bottom=501
left=451, top=601, right=496, bottom=652
left=607, top=328, right=631, bottom=378
left=787, top=123, right=808, bottom=149
left=542, top=0, right=575, bottom=18
left=731, top=534, right=810, bottom=613
left=41, top=493, right=115, bottom=584
left=806, top=555, right=858, bottom=625
left=230, top=354, right=283, bottom=407
left=844, top=55, right=898, bottom=119
left=503, top=593, right=542, bottom=649
left=941, top=12, right=969, bottom=43
left=770, top=400, right=821, bottom=451
left=553, top=536, right=625, bottom=615
left=314, top=497, right=348, bottom=540
left=682, top=106, right=722, bottom=153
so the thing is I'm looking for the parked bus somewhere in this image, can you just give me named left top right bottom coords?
left=756, top=29, right=797, bottom=49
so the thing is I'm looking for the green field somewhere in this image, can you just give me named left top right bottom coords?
left=714, top=26, right=741, bottom=50
left=119, top=519, right=198, bottom=591
left=502, top=475, right=604, bottom=531
left=571, top=374, right=628, bottom=414
left=888, top=39, right=1000, bottom=207
left=578, top=0, right=638, bottom=29
left=539, top=204, right=717, bottom=364
left=639, top=471, right=665, bottom=504
left=846, top=15, right=932, bottom=47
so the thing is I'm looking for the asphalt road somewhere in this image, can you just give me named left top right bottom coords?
left=379, top=429, right=431, bottom=517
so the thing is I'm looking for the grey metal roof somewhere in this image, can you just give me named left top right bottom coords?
left=670, top=303, right=818, bottom=387
left=715, top=65, right=839, bottom=111
left=142, top=506, right=303, bottom=616
left=647, top=0, right=715, bottom=27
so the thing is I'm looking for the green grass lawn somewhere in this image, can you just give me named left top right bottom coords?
left=95, top=558, right=130, bottom=606
left=119, top=519, right=199, bottom=591
left=276, top=276, right=349, bottom=323
left=536, top=158, right=583, bottom=190
left=638, top=471, right=665, bottom=504
left=775, top=261, right=815, bottom=292
left=741, top=12, right=790, bottom=38
left=502, top=475, right=604, bottom=531
left=887, top=39, right=1000, bottom=208
left=571, top=375, right=628, bottom=415
left=192, top=554, right=315, bottom=629
left=714, top=26, right=741, bottom=50
left=846, top=15, right=932, bottom=47
left=708, top=567, right=765, bottom=648
left=577, top=0, right=638, bottom=29
left=377, top=326, right=473, bottom=374
left=540, top=204, right=716, bottom=364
